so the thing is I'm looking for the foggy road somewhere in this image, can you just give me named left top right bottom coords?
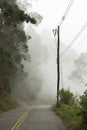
left=0, top=105, right=66, bottom=130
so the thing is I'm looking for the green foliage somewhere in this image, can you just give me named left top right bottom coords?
left=0, top=93, right=19, bottom=113
left=0, top=0, right=36, bottom=25
left=59, top=88, right=74, bottom=105
left=53, top=89, right=87, bottom=130
left=80, top=90, right=87, bottom=124
left=0, top=0, right=36, bottom=94
left=54, top=104, right=82, bottom=130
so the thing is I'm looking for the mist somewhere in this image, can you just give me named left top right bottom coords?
left=11, top=22, right=87, bottom=104
left=10, top=0, right=86, bottom=105
left=11, top=24, right=49, bottom=104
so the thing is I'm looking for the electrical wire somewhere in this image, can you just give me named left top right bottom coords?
left=74, top=37, right=87, bottom=49
left=59, top=0, right=75, bottom=26
left=61, top=23, right=87, bottom=57
left=60, top=33, right=87, bottom=63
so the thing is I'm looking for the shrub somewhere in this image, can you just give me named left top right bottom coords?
left=80, top=90, right=87, bottom=124
left=55, top=104, right=82, bottom=130
left=59, top=88, right=74, bottom=105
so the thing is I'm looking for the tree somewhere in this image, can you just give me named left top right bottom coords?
left=59, top=88, right=74, bottom=105
left=69, top=53, right=87, bottom=85
left=80, top=90, right=87, bottom=124
left=0, top=0, right=36, bottom=94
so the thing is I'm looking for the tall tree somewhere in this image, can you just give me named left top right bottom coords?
left=0, top=0, right=36, bottom=94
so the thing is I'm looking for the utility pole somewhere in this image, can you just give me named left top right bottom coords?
left=53, top=0, right=74, bottom=107
left=53, top=26, right=60, bottom=106
left=57, top=26, right=60, bottom=106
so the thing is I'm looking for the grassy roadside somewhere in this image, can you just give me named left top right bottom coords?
left=53, top=104, right=86, bottom=130
left=0, top=93, right=19, bottom=114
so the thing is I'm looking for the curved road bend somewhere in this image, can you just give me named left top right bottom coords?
left=0, top=105, right=66, bottom=130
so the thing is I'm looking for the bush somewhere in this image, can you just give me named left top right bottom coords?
left=54, top=104, right=82, bottom=130
left=80, top=90, right=87, bottom=124
left=59, top=88, right=74, bottom=105
left=0, top=94, right=19, bottom=113
left=53, top=89, right=87, bottom=130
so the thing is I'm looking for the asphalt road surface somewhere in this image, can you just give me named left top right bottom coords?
left=0, top=105, right=66, bottom=130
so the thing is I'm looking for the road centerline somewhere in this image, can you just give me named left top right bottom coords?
left=11, top=109, right=30, bottom=130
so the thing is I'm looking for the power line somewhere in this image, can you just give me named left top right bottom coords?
left=75, top=37, right=87, bottom=49
left=53, top=0, right=75, bottom=106
left=60, top=38, right=86, bottom=62
left=59, top=0, right=75, bottom=26
left=61, top=23, right=87, bottom=57
left=60, top=37, right=87, bottom=64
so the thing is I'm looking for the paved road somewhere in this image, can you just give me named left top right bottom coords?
left=0, top=105, right=66, bottom=130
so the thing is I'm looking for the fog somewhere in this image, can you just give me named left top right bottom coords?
left=11, top=24, right=49, bottom=103
left=11, top=23, right=86, bottom=104
left=11, top=0, right=87, bottom=104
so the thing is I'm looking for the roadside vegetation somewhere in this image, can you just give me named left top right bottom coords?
left=0, top=0, right=37, bottom=113
left=0, top=92, right=19, bottom=114
left=53, top=88, right=87, bottom=130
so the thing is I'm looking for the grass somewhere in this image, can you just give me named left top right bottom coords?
left=0, top=93, right=19, bottom=114
left=53, top=104, right=87, bottom=130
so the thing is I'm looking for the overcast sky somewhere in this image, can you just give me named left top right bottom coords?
left=21, top=0, right=87, bottom=98
left=31, top=0, right=87, bottom=54
left=30, top=0, right=87, bottom=96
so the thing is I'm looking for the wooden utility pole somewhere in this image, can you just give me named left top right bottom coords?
left=53, top=0, right=74, bottom=107
left=57, top=26, right=60, bottom=106
left=53, top=26, right=60, bottom=106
